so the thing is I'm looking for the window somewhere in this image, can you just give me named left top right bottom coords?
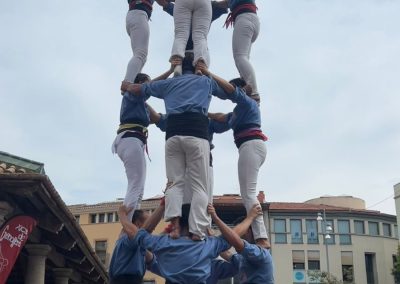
left=107, top=212, right=114, bottom=223
left=338, top=220, right=351, bottom=245
left=341, top=252, right=354, bottom=284
left=308, top=250, right=320, bottom=270
left=274, top=219, right=287, bottom=243
left=291, top=219, right=303, bottom=244
left=90, top=214, right=97, bottom=224
left=74, top=215, right=80, bottom=224
left=306, top=220, right=318, bottom=244
left=383, top=223, right=391, bottom=237
left=98, top=213, right=105, bottom=223
left=95, top=240, right=107, bottom=265
left=354, top=220, right=365, bottom=234
left=292, top=250, right=305, bottom=270
left=324, top=220, right=335, bottom=244
left=368, top=222, right=379, bottom=236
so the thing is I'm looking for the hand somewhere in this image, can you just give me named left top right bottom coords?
left=118, top=205, right=133, bottom=217
left=207, top=227, right=215, bottom=236
left=196, top=61, right=209, bottom=76
left=248, top=204, right=263, bottom=219
left=207, top=204, right=217, bottom=218
left=120, top=81, right=131, bottom=92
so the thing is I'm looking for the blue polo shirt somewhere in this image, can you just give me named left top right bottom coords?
left=136, top=229, right=230, bottom=283
left=141, top=74, right=225, bottom=115
left=236, top=241, right=274, bottom=284
left=108, top=233, right=146, bottom=279
left=120, top=91, right=150, bottom=126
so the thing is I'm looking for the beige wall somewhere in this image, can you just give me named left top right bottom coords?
left=394, top=183, right=400, bottom=239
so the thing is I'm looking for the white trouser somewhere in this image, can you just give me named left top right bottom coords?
left=238, top=139, right=267, bottom=240
left=124, top=10, right=149, bottom=83
left=171, top=0, right=212, bottom=66
left=164, top=136, right=210, bottom=238
left=183, top=165, right=213, bottom=204
left=113, top=136, right=146, bottom=222
left=232, top=13, right=260, bottom=95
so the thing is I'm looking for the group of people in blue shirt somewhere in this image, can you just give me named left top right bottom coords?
left=110, top=0, right=273, bottom=282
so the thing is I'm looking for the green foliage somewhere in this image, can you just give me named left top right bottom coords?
left=307, top=270, right=355, bottom=284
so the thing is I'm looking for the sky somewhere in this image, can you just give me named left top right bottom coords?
left=1, top=0, right=399, bottom=215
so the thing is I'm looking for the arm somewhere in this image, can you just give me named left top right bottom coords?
left=196, top=62, right=235, bottom=94
left=142, top=198, right=165, bottom=233
left=146, top=103, right=162, bottom=124
left=118, top=205, right=139, bottom=238
left=208, top=204, right=244, bottom=252
left=121, top=82, right=142, bottom=96
left=233, top=204, right=263, bottom=237
left=145, top=250, right=154, bottom=264
left=208, top=112, right=228, bottom=123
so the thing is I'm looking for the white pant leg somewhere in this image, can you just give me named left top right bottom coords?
left=183, top=136, right=210, bottom=238
left=232, top=13, right=260, bottom=94
left=124, top=10, right=149, bottom=83
left=208, top=164, right=214, bottom=203
left=164, top=136, right=186, bottom=221
left=192, top=0, right=212, bottom=66
left=116, top=137, right=146, bottom=222
left=171, top=0, right=194, bottom=59
left=238, top=139, right=267, bottom=240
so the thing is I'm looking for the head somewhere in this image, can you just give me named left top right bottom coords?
left=229, top=78, right=260, bottom=105
left=134, top=73, right=151, bottom=84
left=131, top=210, right=150, bottom=228
left=233, top=216, right=255, bottom=243
left=182, top=52, right=195, bottom=75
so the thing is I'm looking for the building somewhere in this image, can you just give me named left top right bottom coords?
left=70, top=193, right=399, bottom=284
left=0, top=151, right=108, bottom=283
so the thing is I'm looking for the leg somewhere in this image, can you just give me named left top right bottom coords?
left=116, top=137, right=146, bottom=222
left=238, top=140, right=267, bottom=240
left=183, top=137, right=210, bottom=239
left=164, top=136, right=186, bottom=237
left=192, top=0, right=212, bottom=67
left=232, top=13, right=260, bottom=95
left=171, top=0, right=193, bottom=75
left=124, top=10, right=150, bottom=83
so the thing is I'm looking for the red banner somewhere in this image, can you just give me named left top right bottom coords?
left=0, top=215, right=37, bottom=284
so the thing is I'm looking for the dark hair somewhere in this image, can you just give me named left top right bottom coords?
left=229, top=78, right=246, bottom=88
left=179, top=204, right=191, bottom=228
left=182, top=53, right=195, bottom=74
left=232, top=216, right=246, bottom=226
left=134, top=73, right=151, bottom=84
left=131, top=209, right=146, bottom=224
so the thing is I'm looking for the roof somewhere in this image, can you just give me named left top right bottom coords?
left=0, top=151, right=45, bottom=174
left=0, top=173, right=108, bottom=283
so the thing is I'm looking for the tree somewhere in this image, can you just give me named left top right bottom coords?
left=392, top=245, right=400, bottom=284
left=308, top=270, right=344, bottom=284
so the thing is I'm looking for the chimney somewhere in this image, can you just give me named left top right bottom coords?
left=257, top=191, right=265, bottom=203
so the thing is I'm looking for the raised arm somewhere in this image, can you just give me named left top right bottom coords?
left=208, top=204, right=244, bottom=252
left=152, top=59, right=180, bottom=81
left=121, top=82, right=142, bottom=95
left=208, top=112, right=228, bottom=123
left=196, top=62, right=235, bottom=94
left=118, top=205, right=139, bottom=238
left=142, top=198, right=165, bottom=233
left=233, top=204, right=263, bottom=237
left=146, top=103, right=162, bottom=124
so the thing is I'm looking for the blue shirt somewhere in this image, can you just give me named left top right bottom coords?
left=141, top=74, right=225, bottom=115
left=236, top=241, right=274, bottom=284
left=120, top=91, right=150, bottom=126
left=219, top=87, right=261, bottom=132
left=136, top=229, right=230, bottom=283
left=108, top=233, right=146, bottom=278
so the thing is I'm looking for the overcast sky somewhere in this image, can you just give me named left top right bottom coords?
left=1, top=0, right=399, bottom=215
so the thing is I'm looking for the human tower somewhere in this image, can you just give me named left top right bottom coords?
left=109, top=0, right=274, bottom=283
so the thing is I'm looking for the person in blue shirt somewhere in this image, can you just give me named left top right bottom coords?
left=208, top=203, right=274, bottom=284
left=197, top=62, right=269, bottom=247
left=109, top=198, right=165, bottom=284
left=121, top=56, right=226, bottom=241
left=118, top=202, right=233, bottom=284
left=112, top=67, right=176, bottom=223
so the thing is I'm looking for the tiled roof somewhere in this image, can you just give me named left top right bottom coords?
left=0, top=151, right=45, bottom=174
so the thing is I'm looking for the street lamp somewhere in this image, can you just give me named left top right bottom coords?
left=317, top=209, right=331, bottom=274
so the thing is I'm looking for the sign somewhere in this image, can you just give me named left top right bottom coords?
left=293, top=269, right=306, bottom=283
left=0, top=215, right=37, bottom=284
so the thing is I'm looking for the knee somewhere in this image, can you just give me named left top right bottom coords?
left=134, top=49, right=148, bottom=63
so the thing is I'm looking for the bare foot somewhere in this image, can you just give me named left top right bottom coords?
left=191, top=234, right=202, bottom=241
left=169, top=218, right=181, bottom=239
